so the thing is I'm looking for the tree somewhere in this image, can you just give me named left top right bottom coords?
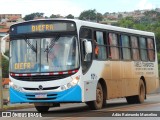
left=65, top=14, right=74, bottom=19
left=23, top=12, right=44, bottom=21
left=118, top=14, right=123, bottom=19
left=50, top=14, right=63, bottom=18
left=117, top=17, right=134, bottom=28
left=103, top=12, right=109, bottom=17
left=79, top=9, right=103, bottom=22
left=97, top=13, right=103, bottom=22
left=79, top=9, right=98, bottom=22
left=50, top=14, right=59, bottom=18
left=2, top=51, right=9, bottom=78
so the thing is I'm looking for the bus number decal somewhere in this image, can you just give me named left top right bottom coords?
left=91, top=73, right=97, bottom=80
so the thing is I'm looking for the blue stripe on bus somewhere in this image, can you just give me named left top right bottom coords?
left=10, top=85, right=82, bottom=103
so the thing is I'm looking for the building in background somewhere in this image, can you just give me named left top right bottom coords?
left=0, top=14, right=22, bottom=22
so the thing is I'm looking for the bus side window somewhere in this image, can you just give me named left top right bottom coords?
left=94, top=31, right=107, bottom=60
left=139, top=37, right=148, bottom=61
left=108, top=33, right=119, bottom=60
left=131, top=36, right=140, bottom=61
left=147, top=38, right=155, bottom=61
left=121, top=35, right=131, bottom=60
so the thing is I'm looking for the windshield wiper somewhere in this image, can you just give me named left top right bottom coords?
left=25, top=39, right=37, bottom=53
left=44, top=35, right=60, bottom=62
left=25, top=39, right=37, bottom=61
left=44, top=35, right=60, bottom=53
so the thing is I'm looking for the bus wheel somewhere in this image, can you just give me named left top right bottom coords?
left=86, top=83, right=103, bottom=110
left=136, top=80, right=145, bottom=103
left=35, top=106, right=49, bottom=113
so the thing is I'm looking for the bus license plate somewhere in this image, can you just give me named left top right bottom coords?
left=35, top=94, right=47, bottom=98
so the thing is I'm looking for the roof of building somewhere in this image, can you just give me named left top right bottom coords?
left=2, top=78, right=10, bottom=85
left=0, top=28, right=9, bottom=33
left=7, top=16, right=20, bottom=22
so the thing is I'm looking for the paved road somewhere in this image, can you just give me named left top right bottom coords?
left=1, top=93, right=160, bottom=120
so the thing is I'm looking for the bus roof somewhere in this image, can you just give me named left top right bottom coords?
left=11, top=18, right=154, bottom=37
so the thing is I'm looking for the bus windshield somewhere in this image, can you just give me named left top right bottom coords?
left=10, top=35, right=79, bottom=73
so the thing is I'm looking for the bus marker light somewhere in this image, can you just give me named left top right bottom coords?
left=61, top=86, right=66, bottom=91
left=9, top=82, right=23, bottom=92
left=67, top=83, right=72, bottom=89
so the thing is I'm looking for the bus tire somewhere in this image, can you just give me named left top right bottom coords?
left=35, top=106, right=49, bottom=113
left=135, top=80, right=145, bottom=103
left=86, top=83, right=103, bottom=110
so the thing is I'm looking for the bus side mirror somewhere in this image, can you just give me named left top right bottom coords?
left=83, top=39, right=92, bottom=54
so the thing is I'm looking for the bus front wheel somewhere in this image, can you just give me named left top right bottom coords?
left=35, top=106, right=49, bottom=113
left=86, top=83, right=103, bottom=110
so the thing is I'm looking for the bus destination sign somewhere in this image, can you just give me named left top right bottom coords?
left=10, top=21, right=76, bottom=35
left=31, top=24, right=54, bottom=32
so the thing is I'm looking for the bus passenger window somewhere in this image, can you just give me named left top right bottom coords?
left=94, top=40, right=99, bottom=58
left=108, top=33, right=119, bottom=59
left=121, top=35, right=131, bottom=60
left=131, top=36, right=140, bottom=60
left=94, top=31, right=107, bottom=60
left=139, top=37, right=148, bottom=61
left=147, top=38, right=155, bottom=61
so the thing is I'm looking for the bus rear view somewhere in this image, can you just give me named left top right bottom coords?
left=9, top=20, right=81, bottom=112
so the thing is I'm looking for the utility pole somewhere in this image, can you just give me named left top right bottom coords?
left=0, top=37, right=3, bottom=109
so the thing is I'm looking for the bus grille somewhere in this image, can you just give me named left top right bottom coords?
left=11, top=74, right=71, bottom=81
left=23, top=86, right=60, bottom=91
left=26, top=94, right=57, bottom=101
left=26, top=94, right=57, bottom=97
left=27, top=98, right=57, bottom=100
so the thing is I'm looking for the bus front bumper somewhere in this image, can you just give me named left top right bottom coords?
left=10, top=85, right=82, bottom=103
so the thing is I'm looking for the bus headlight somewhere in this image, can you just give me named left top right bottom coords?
left=9, top=82, right=23, bottom=92
left=60, top=76, right=80, bottom=91
left=70, top=76, right=80, bottom=86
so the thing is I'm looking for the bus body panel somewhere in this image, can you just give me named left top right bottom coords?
left=9, top=70, right=83, bottom=103
left=10, top=85, right=82, bottom=103
left=82, top=60, right=159, bottom=101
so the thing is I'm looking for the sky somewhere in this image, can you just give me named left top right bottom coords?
left=0, top=0, right=160, bottom=17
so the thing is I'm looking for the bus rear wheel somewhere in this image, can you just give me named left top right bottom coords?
left=35, top=106, right=49, bottom=113
left=86, top=83, right=103, bottom=110
left=126, top=80, right=145, bottom=104
left=136, top=80, right=145, bottom=103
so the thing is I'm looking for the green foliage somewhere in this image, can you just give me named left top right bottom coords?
left=50, top=14, right=59, bottom=18
left=65, top=14, right=74, bottom=19
left=116, top=10, right=160, bottom=75
left=157, top=53, right=160, bottom=75
left=2, top=51, right=9, bottom=78
left=79, top=9, right=96, bottom=21
left=116, top=10, right=160, bottom=53
left=23, top=12, right=44, bottom=21
left=79, top=9, right=103, bottom=22
left=117, top=17, right=134, bottom=28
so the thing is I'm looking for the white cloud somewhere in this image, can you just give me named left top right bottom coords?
left=0, top=0, right=84, bottom=17
left=136, top=0, right=155, bottom=10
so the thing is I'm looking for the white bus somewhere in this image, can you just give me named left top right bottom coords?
left=6, top=19, right=159, bottom=112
